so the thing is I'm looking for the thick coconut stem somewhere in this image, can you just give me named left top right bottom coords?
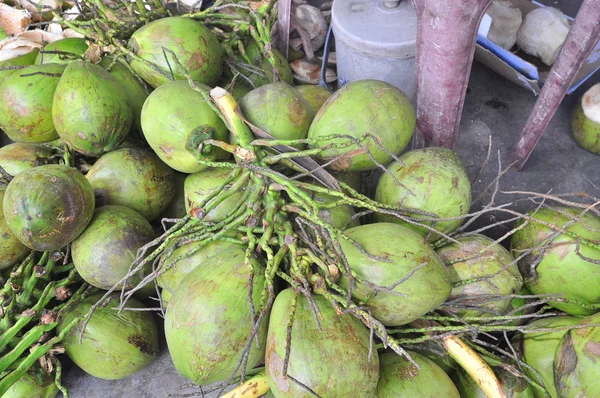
left=442, top=336, right=505, bottom=398
left=210, top=87, right=256, bottom=161
left=219, top=371, right=270, bottom=398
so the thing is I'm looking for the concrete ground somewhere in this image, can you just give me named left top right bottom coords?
left=5, top=0, right=599, bottom=396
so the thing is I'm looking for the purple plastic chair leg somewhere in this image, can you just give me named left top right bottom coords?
left=510, top=0, right=600, bottom=170
left=412, top=0, right=493, bottom=149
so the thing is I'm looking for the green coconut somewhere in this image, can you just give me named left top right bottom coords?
left=378, top=351, right=460, bottom=397
left=295, top=84, right=331, bottom=115
left=436, top=234, right=523, bottom=320
left=52, top=61, right=133, bottom=156
left=554, top=312, right=600, bottom=398
left=34, top=38, right=88, bottom=65
left=571, top=83, right=600, bottom=154
left=519, top=315, right=582, bottom=398
left=157, top=239, right=233, bottom=304
left=510, top=207, right=600, bottom=315
left=164, top=242, right=267, bottom=385
left=58, top=293, right=158, bottom=380
left=3, top=164, right=94, bottom=251
left=140, top=80, right=229, bottom=173
left=128, top=17, right=223, bottom=88
left=72, top=205, right=155, bottom=290
left=0, top=49, right=39, bottom=86
left=307, top=79, right=416, bottom=172
left=0, top=63, right=65, bottom=143
left=0, top=143, right=54, bottom=176
left=241, top=41, right=294, bottom=87
left=337, top=223, right=451, bottom=326
left=239, top=83, right=314, bottom=148
left=184, top=167, right=245, bottom=221
left=2, top=368, right=59, bottom=398
left=311, top=190, right=358, bottom=230
left=0, top=188, right=30, bottom=270
left=158, top=172, right=187, bottom=220
left=266, top=288, right=379, bottom=397
left=99, top=56, right=149, bottom=135
left=452, top=366, right=534, bottom=398
left=86, top=148, right=175, bottom=221
left=375, top=147, right=472, bottom=241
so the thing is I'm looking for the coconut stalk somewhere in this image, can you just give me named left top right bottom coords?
left=510, top=0, right=600, bottom=170
left=411, top=0, right=493, bottom=148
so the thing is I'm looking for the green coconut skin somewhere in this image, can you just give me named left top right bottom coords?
left=157, top=240, right=234, bottom=306
left=3, top=164, right=94, bottom=251
left=72, top=205, right=155, bottom=290
left=510, top=207, right=600, bottom=316
left=164, top=242, right=267, bottom=385
left=0, top=63, right=65, bottom=143
left=571, top=97, right=600, bottom=154
left=184, top=167, right=246, bottom=221
left=436, top=234, right=523, bottom=320
left=0, top=49, right=39, bottom=86
left=0, top=188, right=30, bottom=270
left=52, top=61, right=133, bottom=156
left=34, top=38, right=88, bottom=65
left=295, top=85, right=332, bottom=115
left=240, top=83, right=314, bottom=148
left=377, top=351, right=460, bottom=398
left=242, top=41, right=293, bottom=87
left=58, top=294, right=158, bottom=380
left=307, top=79, right=416, bottom=172
left=311, top=190, right=358, bottom=230
left=375, top=147, right=472, bottom=241
left=0, top=143, right=54, bottom=176
left=140, top=80, right=229, bottom=173
left=86, top=148, right=175, bottom=221
left=128, top=17, right=223, bottom=88
left=99, top=56, right=149, bottom=135
left=337, top=223, right=451, bottom=326
left=554, top=312, right=600, bottom=398
left=519, top=316, right=582, bottom=398
left=265, top=288, right=379, bottom=398
left=453, top=366, right=534, bottom=398
left=158, top=172, right=187, bottom=220
left=2, top=370, right=59, bottom=398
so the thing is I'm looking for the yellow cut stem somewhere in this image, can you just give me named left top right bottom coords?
left=442, top=336, right=505, bottom=398
left=219, top=371, right=270, bottom=398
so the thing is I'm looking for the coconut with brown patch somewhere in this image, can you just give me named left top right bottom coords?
left=127, top=17, right=223, bottom=88
left=436, top=234, right=523, bottom=321
left=337, top=223, right=451, bottom=326
left=2, top=164, right=94, bottom=251
left=0, top=63, right=65, bottom=143
left=86, top=148, right=175, bottom=221
left=265, top=288, right=379, bottom=397
left=554, top=312, right=600, bottom=397
left=510, top=207, right=600, bottom=316
left=52, top=61, right=133, bottom=156
left=58, top=293, right=159, bottom=380
left=164, top=241, right=267, bottom=385
left=375, top=147, right=472, bottom=241
left=307, top=79, right=415, bottom=171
